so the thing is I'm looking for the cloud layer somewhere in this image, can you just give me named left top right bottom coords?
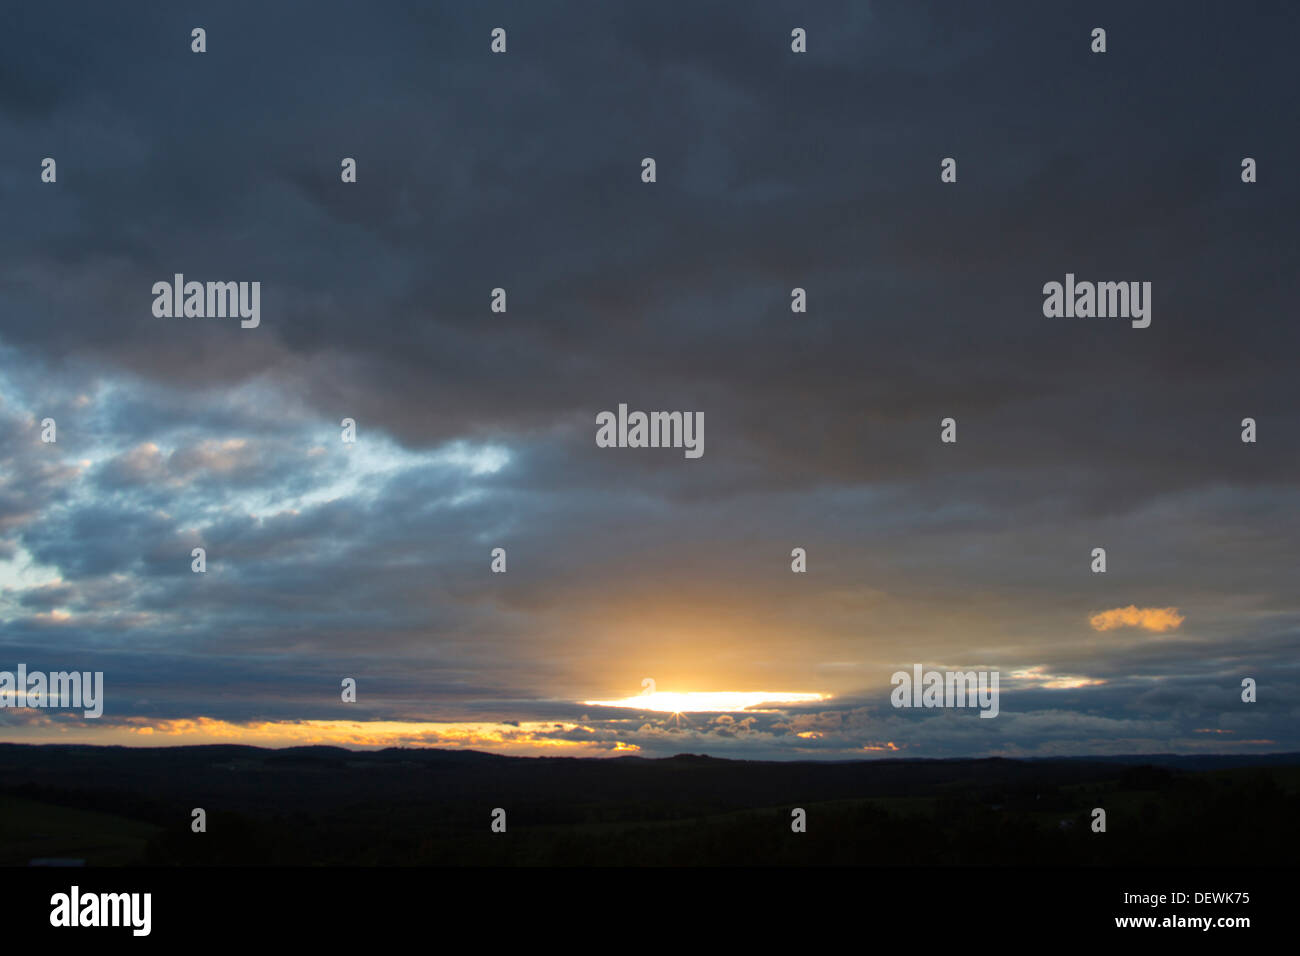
left=1, top=1, right=1298, bottom=757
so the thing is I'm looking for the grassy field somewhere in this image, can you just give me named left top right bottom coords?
left=0, top=794, right=161, bottom=866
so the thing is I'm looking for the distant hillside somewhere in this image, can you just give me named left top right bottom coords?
left=1, top=744, right=1297, bottom=865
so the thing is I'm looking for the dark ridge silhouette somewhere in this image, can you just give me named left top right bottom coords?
left=1, top=744, right=1297, bottom=866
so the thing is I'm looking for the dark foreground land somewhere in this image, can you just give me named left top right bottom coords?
left=1, top=744, right=1297, bottom=866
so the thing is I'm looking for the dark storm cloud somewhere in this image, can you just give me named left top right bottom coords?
left=0, top=1, right=1297, bottom=755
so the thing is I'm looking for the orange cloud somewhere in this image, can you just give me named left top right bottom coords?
left=118, top=717, right=638, bottom=756
left=1089, top=605, right=1184, bottom=633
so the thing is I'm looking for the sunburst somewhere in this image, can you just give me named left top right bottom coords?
left=581, top=690, right=827, bottom=714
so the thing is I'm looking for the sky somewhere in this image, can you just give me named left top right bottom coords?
left=1, top=1, right=1298, bottom=759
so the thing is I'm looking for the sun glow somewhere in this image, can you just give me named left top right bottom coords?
left=582, top=691, right=828, bottom=713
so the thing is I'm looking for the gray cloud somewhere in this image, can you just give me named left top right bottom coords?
left=0, top=0, right=1297, bottom=756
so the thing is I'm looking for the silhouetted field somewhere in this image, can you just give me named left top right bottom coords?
left=2, top=744, right=1296, bottom=865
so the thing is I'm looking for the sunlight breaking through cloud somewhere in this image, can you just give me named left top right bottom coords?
left=582, top=691, right=828, bottom=713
